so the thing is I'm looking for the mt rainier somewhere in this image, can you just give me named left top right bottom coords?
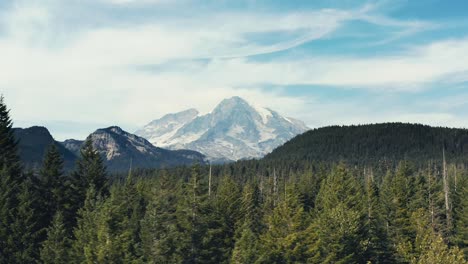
left=135, top=97, right=309, bottom=162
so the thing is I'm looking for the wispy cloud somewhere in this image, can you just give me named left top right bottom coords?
left=0, top=0, right=466, bottom=139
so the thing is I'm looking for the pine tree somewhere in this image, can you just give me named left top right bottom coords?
left=99, top=174, right=145, bottom=263
left=141, top=174, right=184, bottom=263
left=453, top=175, right=468, bottom=258
left=380, top=161, right=416, bottom=262
left=0, top=96, right=25, bottom=262
left=363, top=170, right=394, bottom=263
left=174, top=165, right=208, bottom=263
left=0, top=95, right=21, bottom=177
left=9, top=178, right=42, bottom=263
left=40, top=211, right=71, bottom=264
left=230, top=221, right=260, bottom=264
left=72, top=185, right=106, bottom=263
left=204, top=176, right=241, bottom=263
left=258, top=183, right=308, bottom=263
left=39, top=144, right=67, bottom=232
left=404, top=209, right=467, bottom=264
left=68, top=138, right=108, bottom=225
left=308, top=164, right=366, bottom=263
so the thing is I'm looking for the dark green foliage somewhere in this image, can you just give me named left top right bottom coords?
left=454, top=175, right=468, bottom=258
left=38, top=145, right=68, bottom=233
left=266, top=123, right=468, bottom=168
left=40, top=211, right=71, bottom=264
left=9, top=178, right=42, bottom=263
left=0, top=96, right=21, bottom=177
left=309, top=164, right=366, bottom=263
left=68, top=138, right=108, bottom=224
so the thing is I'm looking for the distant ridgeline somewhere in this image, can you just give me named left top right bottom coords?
left=264, top=122, right=468, bottom=170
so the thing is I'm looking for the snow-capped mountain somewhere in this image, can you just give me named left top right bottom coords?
left=135, top=96, right=309, bottom=162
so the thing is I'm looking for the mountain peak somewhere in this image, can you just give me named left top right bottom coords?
left=105, top=126, right=125, bottom=134
left=136, top=97, right=309, bottom=162
left=215, top=96, right=249, bottom=109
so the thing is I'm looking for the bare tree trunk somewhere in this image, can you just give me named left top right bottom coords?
left=443, top=147, right=451, bottom=230
left=208, top=163, right=212, bottom=197
left=273, top=168, right=277, bottom=205
left=428, top=161, right=435, bottom=227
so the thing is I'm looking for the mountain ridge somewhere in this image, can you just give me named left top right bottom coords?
left=14, top=125, right=207, bottom=172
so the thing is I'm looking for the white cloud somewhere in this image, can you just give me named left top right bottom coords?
left=0, top=0, right=465, bottom=140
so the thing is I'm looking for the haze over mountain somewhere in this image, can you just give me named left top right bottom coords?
left=136, top=96, right=309, bottom=162
left=13, top=126, right=206, bottom=172
left=13, top=126, right=77, bottom=170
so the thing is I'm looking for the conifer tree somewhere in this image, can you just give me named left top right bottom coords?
left=141, top=173, right=183, bottom=263
left=363, top=170, right=394, bottom=263
left=39, top=144, right=67, bottom=231
left=71, top=185, right=105, bottom=263
left=9, top=178, right=42, bottom=263
left=380, top=161, right=416, bottom=261
left=308, top=164, right=366, bottom=263
left=0, top=96, right=25, bottom=262
left=401, top=209, right=467, bottom=263
left=0, top=95, right=21, bottom=177
left=99, top=174, right=145, bottom=263
left=174, top=165, right=208, bottom=263
left=230, top=221, right=260, bottom=264
left=258, top=183, right=308, bottom=263
left=453, top=176, right=468, bottom=258
left=204, top=176, right=241, bottom=262
left=40, top=211, right=71, bottom=264
left=68, top=139, right=108, bottom=224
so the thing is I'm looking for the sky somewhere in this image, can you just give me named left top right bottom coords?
left=1, top=0, right=468, bottom=140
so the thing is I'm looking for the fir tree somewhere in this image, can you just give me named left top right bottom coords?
left=230, top=221, right=259, bottom=264
left=68, top=138, right=108, bottom=224
left=309, top=164, right=366, bottom=263
left=453, top=175, right=468, bottom=258
left=71, top=185, right=106, bottom=263
left=0, top=95, right=21, bottom=177
left=0, top=96, right=25, bottom=262
left=40, top=211, right=71, bottom=264
left=38, top=144, right=67, bottom=232
left=258, top=183, right=308, bottom=263
left=140, top=173, right=183, bottom=263
left=9, top=178, right=42, bottom=263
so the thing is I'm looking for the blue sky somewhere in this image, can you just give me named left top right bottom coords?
left=1, top=0, right=468, bottom=140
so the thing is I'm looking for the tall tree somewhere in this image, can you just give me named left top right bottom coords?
left=38, top=145, right=67, bottom=231
left=453, top=175, right=468, bottom=258
left=308, top=164, right=366, bottom=263
left=0, top=95, right=29, bottom=263
left=68, top=138, right=108, bottom=224
left=380, top=161, right=416, bottom=262
left=40, top=211, right=71, bottom=264
left=258, top=183, right=308, bottom=263
left=0, top=95, right=21, bottom=177
left=140, top=173, right=184, bottom=263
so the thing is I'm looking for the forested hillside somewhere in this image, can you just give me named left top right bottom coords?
left=1, top=96, right=467, bottom=263
left=266, top=123, right=468, bottom=166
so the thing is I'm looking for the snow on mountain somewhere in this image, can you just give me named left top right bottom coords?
left=135, top=96, right=309, bottom=162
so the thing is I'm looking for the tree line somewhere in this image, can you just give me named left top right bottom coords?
left=0, top=96, right=467, bottom=263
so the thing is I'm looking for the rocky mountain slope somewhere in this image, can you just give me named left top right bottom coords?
left=14, top=126, right=206, bottom=172
left=84, top=126, right=206, bottom=171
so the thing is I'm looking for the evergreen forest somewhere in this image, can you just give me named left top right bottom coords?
left=0, top=96, right=467, bottom=264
